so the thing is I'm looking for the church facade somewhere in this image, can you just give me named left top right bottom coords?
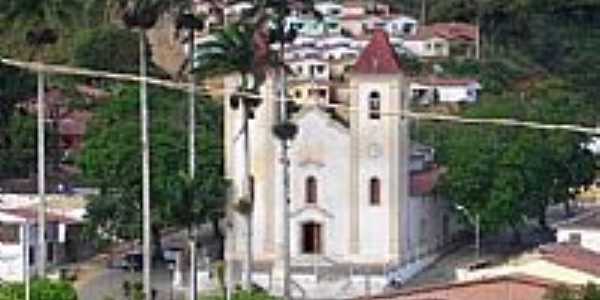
left=224, top=31, right=457, bottom=275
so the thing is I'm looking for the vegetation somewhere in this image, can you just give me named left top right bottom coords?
left=545, top=284, right=600, bottom=300
left=417, top=79, right=596, bottom=238
left=72, top=25, right=143, bottom=74
left=0, top=279, right=78, bottom=300
left=78, top=86, right=227, bottom=254
left=203, top=290, right=280, bottom=300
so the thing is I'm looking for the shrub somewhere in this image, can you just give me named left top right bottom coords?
left=0, top=279, right=78, bottom=300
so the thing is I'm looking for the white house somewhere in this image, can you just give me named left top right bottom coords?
left=0, top=208, right=79, bottom=282
left=555, top=209, right=600, bottom=253
left=383, top=15, right=418, bottom=36
left=224, top=30, right=458, bottom=295
left=314, top=1, right=344, bottom=17
left=410, top=77, right=482, bottom=104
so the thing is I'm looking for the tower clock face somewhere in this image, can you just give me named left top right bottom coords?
left=368, top=143, right=383, bottom=158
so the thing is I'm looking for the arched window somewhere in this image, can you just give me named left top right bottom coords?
left=369, top=177, right=380, bottom=205
left=368, top=91, right=381, bottom=119
left=306, top=176, right=317, bottom=204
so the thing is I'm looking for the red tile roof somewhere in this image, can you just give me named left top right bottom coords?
left=352, top=29, right=403, bottom=75
left=413, top=77, right=480, bottom=86
left=0, top=208, right=79, bottom=224
left=368, top=274, right=559, bottom=300
left=539, top=243, right=600, bottom=277
left=410, top=166, right=445, bottom=196
left=411, top=22, right=477, bottom=42
left=58, top=110, right=92, bottom=136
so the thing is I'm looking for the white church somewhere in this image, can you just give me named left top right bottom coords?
left=223, top=30, right=459, bottom=292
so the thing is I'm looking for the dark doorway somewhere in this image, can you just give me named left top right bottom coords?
left=302, top=222, right=322, bottom=254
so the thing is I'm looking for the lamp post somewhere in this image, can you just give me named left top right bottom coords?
left=455, top=204, right=480, bottom=260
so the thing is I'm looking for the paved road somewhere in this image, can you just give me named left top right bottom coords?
left=77, top=265, right=188, bottom=300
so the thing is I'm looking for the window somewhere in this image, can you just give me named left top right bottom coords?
left=0, top=224, right=20, bottom=243
left=306, top=176, right=317, bottom=204
left=316, top=65, right=325, bottom=74
left=568, top=232, right=582, bottom=245
left=370, top=177, right=381, bottom=205
left=295, top=89, right=303, bottom=99
left=368, top=91, right=381, bottom=119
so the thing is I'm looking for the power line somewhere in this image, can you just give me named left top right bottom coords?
left=2, top=57, right=599, bottom=136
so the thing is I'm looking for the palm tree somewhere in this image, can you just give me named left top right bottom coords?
left=174, top=7, right=205, bottom=300
left=120, top=2, right=163, bottom=299
left=1, top=0, right=81, bottom=279
left=194, top=21, right=276, bottom=291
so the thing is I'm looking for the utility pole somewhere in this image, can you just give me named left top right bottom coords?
left=36, top=67, right=46, bottom=278
left=140, top=29, right=152, bottom=300
left=188, top=25, right=198, bottom=300
left=420, top=0, right=427, bottom=25
left=279, top=43, right=291, bottom=300
left=475, top=214, right=480, bottom=260
left=242, top=98, right=253, bottom=290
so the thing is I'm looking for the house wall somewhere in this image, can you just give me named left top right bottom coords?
left=557, top=228, right=600, bottom=253
left=0, top=224, right=25, bottom=282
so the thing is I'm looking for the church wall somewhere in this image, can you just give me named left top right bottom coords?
left=288, top=109, right=351, bottom=259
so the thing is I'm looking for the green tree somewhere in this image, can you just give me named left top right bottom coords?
left=72, top=25, right=143, bottom=74
left=545, top=284, right=600, bottom=300
left=419, top=80, right=596, bottom=238
left=78, top=86, right=227, bottom=254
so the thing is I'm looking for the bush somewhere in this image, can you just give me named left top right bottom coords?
left=202, top=290, right=279, bottom=300
left=0, top=279, right=78, bottom=300
left=72, top=25, right=142, bottom=74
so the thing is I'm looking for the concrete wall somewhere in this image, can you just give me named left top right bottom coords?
left=557, top=228, right=600, bottom=253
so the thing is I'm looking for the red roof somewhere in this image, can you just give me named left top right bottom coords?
left=410, top=166, right=445, bottom=196
left=0, top=208, right=78, bottom=224
left=411, top=22, right=477, bottom=42
left=539, top=244, right=600, bottom=277
left=352, top=29, right=403, bottom=75
left=413, top=77, right=480, bottom=86
left=58, top=110, right=92, bottom=136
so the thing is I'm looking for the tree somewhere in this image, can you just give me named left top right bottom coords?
left=79, top=87, right=227, bottom=297
left=0, top=113, right=58, bottom=180
left=418, top=79, right=597, bottom=240
left=545, top=284, right=600, bottom=300
left=194, top=23, right=274, bottom=92
left=72, top=25, right=144, bottom=74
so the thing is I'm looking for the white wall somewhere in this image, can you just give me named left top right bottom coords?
left=288, top=109, right=351, bottom=259
left=0, top=224, right=31, bottom=282
left=557, top=228, right=600, bottom=253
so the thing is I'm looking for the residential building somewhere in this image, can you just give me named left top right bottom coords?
left=403, top=23, right=478, bottom=59
left=0, top=208, right=83, bottom=282
left=455, top=244, right=600, bottom=285
left=555, top=209, right=600, bottom=253
left=410, top=78, right=482, bottom=105
left=224, top=30, right=459, bottom=295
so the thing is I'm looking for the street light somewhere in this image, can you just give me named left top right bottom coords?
left=454, top=204, right=480, bottom=260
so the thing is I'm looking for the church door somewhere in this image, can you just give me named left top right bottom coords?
left=301, top=222, right=322, bottom=254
